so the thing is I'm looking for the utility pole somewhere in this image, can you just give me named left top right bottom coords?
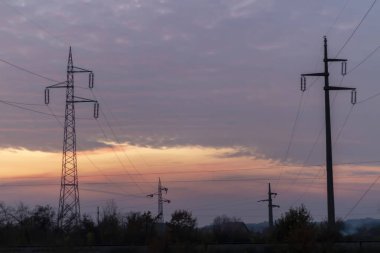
left=44, top=47, right=99, bottom=230
left=97, top=206, right=100, bottom=225
left=301, top=36, right=356, bottom=227
left=147, top=178, right=170, bottom=223
left=258, top=183, right=279, bottom=228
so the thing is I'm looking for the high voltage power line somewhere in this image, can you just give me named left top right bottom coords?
left=281, top=0, right=379, bottom=216
left=1, top=49, right=380, bottom=220
left=335, top=0, right=377, bottom=57
left=1, top=0, right=380, bottom=222
left=276, top=0, right=377, bottom=187
left=0, top=54, right=150, bottom=197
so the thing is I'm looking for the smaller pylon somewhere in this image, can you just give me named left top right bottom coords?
left=147, top=178, right=170, bottom=223
left=258, top=183, right=279, bottom=228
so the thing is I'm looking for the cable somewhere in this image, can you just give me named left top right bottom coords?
left=283, top=93, right=304, bottom=162
left=46, top=101, right=144, bottom=199
left=326, top=0, right=352, bottom=36
left=286, top=0, right=374, bottom=194
left=0, top=99, right=63, bottom=117
left=335, top=0, right=377, bottom=57
left=0, top=2, right=149, bottom=188
left=90, top=90, right=149, bottom=182
left=357, top=91, right=380, bottom=104
left=332, top=105, right=354, bottom=147
left=344, top=174, right=380, bottom=220
left=347, top=45, right=380, bottom=74
left=0, top=98, right=93, bottom=120
left=80, top=188, right=145, bottom=199
left=95, top=118, right=148, bottom=194
left=0, top=58, right=57, bottom=83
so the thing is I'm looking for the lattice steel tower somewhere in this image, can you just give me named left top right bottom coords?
left=147, top=178, right=170, bottom=223
left=45, top=47, right=99, bottom=229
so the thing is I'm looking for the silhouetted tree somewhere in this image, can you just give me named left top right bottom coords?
left=29, top=205, right=55, bottom=244
left=212, top=215, right=250, bottom=243
left=79, top=214, right=96, bottom=245
left=98, top=200, right=123, bottom=244
left=168, top=209, right=197, bottom=243
left=274, top=205, right=316, bottom=252
left=125, top=211, right=156, bottom=244
left=317, top=219, right=344, bottom=242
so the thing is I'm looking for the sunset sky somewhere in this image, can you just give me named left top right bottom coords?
left=0, top=0, right=379, bottom=225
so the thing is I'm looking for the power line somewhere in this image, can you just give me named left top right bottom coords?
left=0, top=158, right=379, bottom=182
left=344, top=173, right=380, bottom=220
left=284, top=0, right=369, bottom=191
left=326, top=0, right=352, bottom=36
left=0, top=58, right=57, bottom=83
left=46, top=98, right=145, bottom=199
left=0, top=0, right=149, bottom=194
left=0, top=1, right=145, bottom=185
left=283, top=93, right=304, bottom=162
left=80, top=188, right=145, bottom=199
left=0, top=174, right=377, bottom=186
left=0, top=99, right=63, bottom=117
left=332, top=105, right=354, bottom=147
left=335, top=0, right=377, bottom=57
left=0, top=99, right=93, bottom=120
left=90, top=89, right=150, bottom=184
left=95, top=118, right=148, bottom=194
left=348, top=45, right=380, bottom=74
left=357, top=90, right=380, bottom=104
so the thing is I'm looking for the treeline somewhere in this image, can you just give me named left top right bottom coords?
left=0, top=201, right=377, bottom=250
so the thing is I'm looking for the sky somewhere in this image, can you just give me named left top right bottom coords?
left=0, top=0, right=380, bottom=226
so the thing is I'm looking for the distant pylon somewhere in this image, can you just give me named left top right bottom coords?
left=258, top=183, right=279, bottom=228
left=147, top=177, right=170, bottom=223
left=44, top=47, right=99, bottom=230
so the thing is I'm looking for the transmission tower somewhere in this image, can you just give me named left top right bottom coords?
left=301, top=36, right=356, bottom=227
left=44, top=47, right=99, bottom=230
left=147, top=178, right=170, bottom=223
left=258, top=183, right=279, bottom=228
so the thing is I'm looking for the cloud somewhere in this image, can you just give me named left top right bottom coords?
left=0, top=0, right=375, bottom=169
left=226, top=0, right=274, bottom=18
left=216, top=146, right=263, bottom=159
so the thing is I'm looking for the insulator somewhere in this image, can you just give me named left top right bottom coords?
left=89, top=72, right=94, bottom=88
left=44, top=89, right=50, bottom=104
left=341, top=61, right=347, bottom=76
left=300, top=76, right=306, bottom=92
left=351, top=90, right=357, bottom=105
left=94, top=102, right=99, bottom=118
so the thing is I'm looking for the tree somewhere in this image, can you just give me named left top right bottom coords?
left=125, top=211, right=156, bottom=244
left=30, top=205, right=55, bottom=244
left=98, top=200, right=123, bottom=244
left=317, top=219, right=344, bottom=242
left=168, top=210, right=197, bottom=243
left=31, top=205, right=55, bottom=231
left=212, top=215, right=250, bottom=243
left=79, top=214, right=96, bottom=245
left=274, top=205, right=316, bottom=252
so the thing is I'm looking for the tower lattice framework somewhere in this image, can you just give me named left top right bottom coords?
left=45, top=47, right=99, bottom=229
left=147, top=178, right=170, bottom=223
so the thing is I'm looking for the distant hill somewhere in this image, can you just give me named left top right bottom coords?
left=246, top=222, right=269, bottom=233
left=343, top=218, right=380, bottom=235
left=245, top=218, right=380, bottom=235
